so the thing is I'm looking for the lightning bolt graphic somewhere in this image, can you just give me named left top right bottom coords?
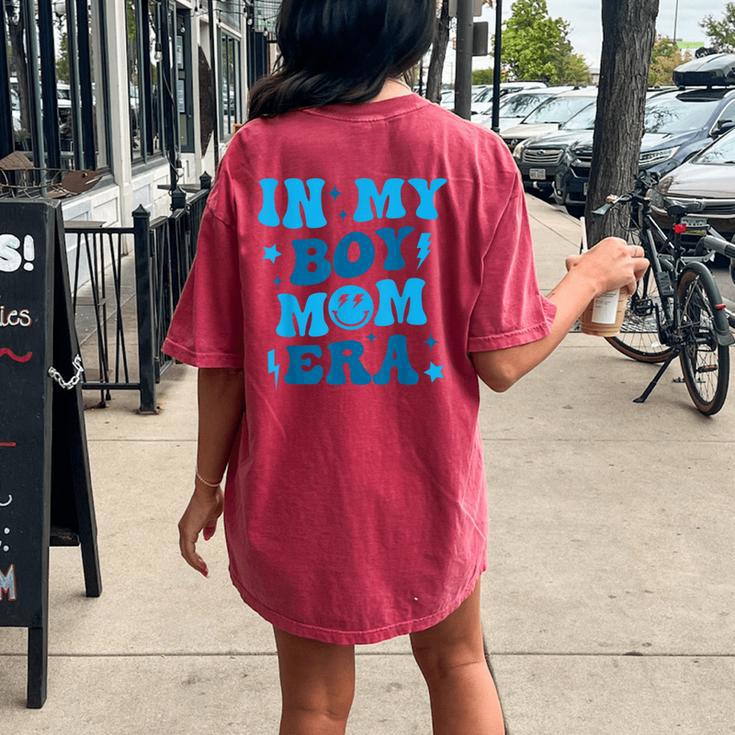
left=338, top=293, right=350, bottom=307
left=417, top=233, right=431, bottom=269
left=267, top=349, right=280, bottom=387
left=353, top=293, right=364, bottom=307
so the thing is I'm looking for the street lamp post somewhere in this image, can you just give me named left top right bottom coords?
left=491, top=0, right=503, bottom=133
left=673, top=0, right=679, bottom=42
left=454, top=0, right=474, bottom=119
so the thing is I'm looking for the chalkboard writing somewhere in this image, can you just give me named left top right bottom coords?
left=0, top=200, right=100, bottom=708
left=0, top=203, right=54, bottom=629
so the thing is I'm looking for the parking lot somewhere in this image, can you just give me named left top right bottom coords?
left=461, top=53, right=735, bottom=357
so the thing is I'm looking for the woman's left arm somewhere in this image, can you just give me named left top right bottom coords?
left=196, top=367, right=245, bottom=483
left=178, top=368, right=244, bottom=578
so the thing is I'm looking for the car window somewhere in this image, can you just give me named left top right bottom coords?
left=695, top=130, right=735, bottom=164
left=643, top=94, right=723, bottom=134
left=716, top=100, right=735, bottom=124
left=500, top=93, right=552, bottom=117
left=474, top=87, right=492, bottom=103
left=561, top=103, right=598, bottom=130
left=523, top=96, right=596, bottom=124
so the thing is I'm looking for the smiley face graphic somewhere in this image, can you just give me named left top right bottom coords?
left=328, top=286, right=374, bottom=331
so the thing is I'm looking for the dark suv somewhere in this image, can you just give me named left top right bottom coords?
left=555, top=85, right=735, bottom=216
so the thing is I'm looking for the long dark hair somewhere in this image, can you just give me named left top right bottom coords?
left=247, top=0, right=435, bottom=120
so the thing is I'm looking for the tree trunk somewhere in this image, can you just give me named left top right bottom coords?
left=426, top=0, right=451, bottom=104
left=7, top=2, right=31, bottom=148
left=585, top=0, right=660, bottom=245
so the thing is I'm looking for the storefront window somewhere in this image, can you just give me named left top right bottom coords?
left=147, top=0, right=162, bottom=156
left=88, top=0, right=109, bottom=169
left=176, top=10, right=193, bottom=152
left=4, top=0, right=34, bottom=158
left=54, top=1, right=81, bottom=169
left=219, top=31, right=241, bottom=140
left=217, top=1, right=240, bottom=31
left=126, top=0, right=142, bottom=159
left=1, top=0, right=109, bottom=171
left=126, top=0, right=163, bottom=163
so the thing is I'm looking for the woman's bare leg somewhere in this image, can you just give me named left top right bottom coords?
left=410, top=576, right=506, bottom=735
left=273, top=626, right=356, bottom=735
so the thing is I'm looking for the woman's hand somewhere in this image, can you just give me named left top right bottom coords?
left=178, top=479, right=224, bottom=578
left=566, top=237, right=649, bottom=296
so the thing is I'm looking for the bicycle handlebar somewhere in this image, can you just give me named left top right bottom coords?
left=592, top=171, right=660, bottom=218
left=697, top=234, right=735, bottom=260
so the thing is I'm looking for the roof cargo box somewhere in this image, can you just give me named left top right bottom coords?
left=673, top=53, right=735, bottom=87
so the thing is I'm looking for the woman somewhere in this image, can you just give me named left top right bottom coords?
left=163, top=2, right=648, bottom=733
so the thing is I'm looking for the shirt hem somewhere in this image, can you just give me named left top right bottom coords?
left=161, top=336, right=243, bottom=369
left=468, top=295, right=557, bottom=352
left=467, top=319, right=552, bottom=352
left=228, top=557, right=488, bottom=646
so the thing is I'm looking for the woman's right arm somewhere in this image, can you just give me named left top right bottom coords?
left=471, top=237, right=649, bottom=393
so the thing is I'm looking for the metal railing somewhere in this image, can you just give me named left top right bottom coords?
left=66, top=173, right=211, bottom=413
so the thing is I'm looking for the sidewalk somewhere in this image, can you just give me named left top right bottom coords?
left=2, top=196, right=733, bottom=734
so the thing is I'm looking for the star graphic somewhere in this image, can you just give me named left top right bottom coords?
left=274, top=276, right=281, bottom=285
left=330, top=187, right=341, bottom=200
left=425, top=362, right=444, bottom=383
left=263, top=245, right=281, bottom=263
left=339, top=210, right=347, bottom=220
left=426, top=335, right=438, bottom=349
left=366, top=334, right=376, bottom=342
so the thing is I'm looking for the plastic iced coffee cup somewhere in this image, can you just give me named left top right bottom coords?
left=577, top=217, right=629, bottom=337
left=580, top=287, right=629, bottom=337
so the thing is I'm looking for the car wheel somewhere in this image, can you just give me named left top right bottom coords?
left=532, top=184, right=554, bottom=202
left=552, top=182, right=565, bottom=206
left=565, top=203, right=585, bottom=218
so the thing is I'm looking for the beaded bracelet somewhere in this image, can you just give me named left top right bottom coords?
left=195, top=469, right=222, bottom=488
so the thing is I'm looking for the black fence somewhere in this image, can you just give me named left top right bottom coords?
left=65, top=175, right=211, bottom=413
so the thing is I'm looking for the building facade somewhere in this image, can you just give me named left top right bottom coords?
left=1, top=0, right=277, bottom=227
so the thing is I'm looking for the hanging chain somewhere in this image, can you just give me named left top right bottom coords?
left=48, top=354, right=85, bottom=390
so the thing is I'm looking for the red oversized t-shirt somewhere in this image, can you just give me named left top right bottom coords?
left=162, top=92, right=557, bottom=645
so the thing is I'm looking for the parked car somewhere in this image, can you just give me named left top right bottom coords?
left=649, top=127, right=735, bottom=258
left=471, top=81, right=547, bottom=116
left=474, top=87, right=563, bottom=130
left=501, top=87, right=598, bottom=153
left=544, top=89, right=675, bottom=214
left=510, top=98, right=598, bottom=197
left=556, top=55, right=735, bottom=216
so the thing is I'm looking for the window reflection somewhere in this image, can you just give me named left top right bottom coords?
left=148, top=0, right=161, bottom=155
left=53, top=2, right=78, bottom=168
left=126, top=0, right=142, bottom=159
left=219, top=31, right=241, bottom=139
left=126, top=0, right=163, bottom=162
left=89, top=0, right=108, bottom=169
left=4, top=0, right=34, bottom=158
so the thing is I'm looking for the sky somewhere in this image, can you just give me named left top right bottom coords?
left=480, top=0, right=726, bottom=67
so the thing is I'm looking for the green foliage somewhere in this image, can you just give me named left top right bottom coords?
left=648, top=36, right=691, bottom=86
left=472, top=68, right=495, bottom=85
left=501, top=0, right=592, bottom=85
left=56, top=31, right=70, bottom=84
left=701, top=2, right=735, bottom=52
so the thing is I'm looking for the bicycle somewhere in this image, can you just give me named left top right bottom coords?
left=589, top=171, right=735, bottom=416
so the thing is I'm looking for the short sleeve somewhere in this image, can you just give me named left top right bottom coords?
left=467, top=171, right=557, bottom=352
left=161, top=154, right=244, bottom=368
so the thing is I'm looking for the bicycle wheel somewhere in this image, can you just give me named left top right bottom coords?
left=606, top=265, right=674, bottom=364
left=677, top=267, right=730, bottom=416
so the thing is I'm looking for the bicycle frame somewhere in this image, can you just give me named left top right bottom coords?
left=624, top=197, right=733, bottom=348
left=592, top=173, right=733, bottom=410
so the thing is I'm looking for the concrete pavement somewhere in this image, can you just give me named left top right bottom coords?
left=1, top=195, right=733, bottom=734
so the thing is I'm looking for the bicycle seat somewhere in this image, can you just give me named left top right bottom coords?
left=666, top=200, right=705, bottom=218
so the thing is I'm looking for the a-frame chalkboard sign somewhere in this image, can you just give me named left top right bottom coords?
left=0, top=200, right=101, bottom=708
